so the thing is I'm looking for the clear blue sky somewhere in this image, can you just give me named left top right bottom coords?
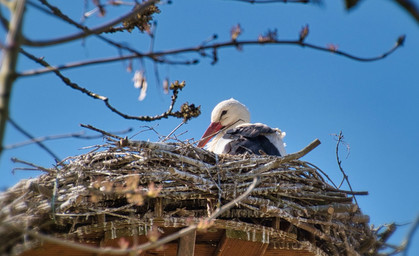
left=1, top=0, right=418, bottom=254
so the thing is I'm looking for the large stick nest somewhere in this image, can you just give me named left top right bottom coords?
left=0, top=139, right=389, bottom=255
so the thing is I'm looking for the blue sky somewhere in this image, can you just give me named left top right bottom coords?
left=1, top=0, right=419, bottom=254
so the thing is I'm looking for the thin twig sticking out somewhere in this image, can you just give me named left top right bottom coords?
left=160, top=120, right=185, bottom=142
left=4, top=128, right=132, bottom=150
left=245, top=139, right=321, bottom=176
left=80, top=124, right=123, bottom=140
left=22, top=177, right=260, bottom=255
left=8, top=118, right=61, bottom=162
left=334, top=131, right=358, bottom=206
left=401, top=213, right=419, bottom=256
left=11, top=157, right=54, bottom=173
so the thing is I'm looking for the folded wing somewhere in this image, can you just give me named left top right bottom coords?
left=222, top=123, right=286, bottom=156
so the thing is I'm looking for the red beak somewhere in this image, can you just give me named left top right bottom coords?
left=197, top=122, right=223, bottom=148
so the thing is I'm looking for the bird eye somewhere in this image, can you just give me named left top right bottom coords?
left=220, top=110, right=227, bottom=117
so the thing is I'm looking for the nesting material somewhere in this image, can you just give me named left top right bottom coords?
left=0, top=139, right=385, bottom=255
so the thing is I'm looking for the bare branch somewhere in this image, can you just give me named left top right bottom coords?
left=11, top=157, right=55, bottom=173
left=333, top=131, right=358, bottom=205
left=8, top=118, right=61, bottom=162
left=160, top=120, right=186, bottom=142
left=245, top=139, right=321, bottom=177
left=21, top=0, right=159, bottom=47
left=80, top=124, right=123, bottom=140
left=102, top=80, right=201, bottom=122
left=19, top=53, right=198, bottom=77
left=4, top=128, right=132, bottom=150
left=394, top=0, right=419, bottom=25
left=0, top=0, right=26, bottom=166
left=28, top=0, right=153, bottom=57
left=18, top=49, right=200, bottom=122
left=19, top=35, right=404, bottom=77
left=401, top=213, right=419, bottom=256
left=281, top=138, right=321, bottom=161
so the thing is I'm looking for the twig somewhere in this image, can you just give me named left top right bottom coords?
left=334, top=131, right=358, bottom=205
left=11, top=157, right=54, bottom=173
left=19, top=53, right=197, bottom=77
left=27, top=0, right=151, bottom=57
left=154, top=151, right=213, bottom=169
left=8, top=118, right=61, bottom=162
left=4, top=128, right=132, bottom=150
left=19, top=49, right=196, bottom=122
left=401, top=213, right=419, bottom=256
left=129, top=124, right=163, bottom=140
left=245, top=139, right=321, bottom=176
left=394, top=0, right=419, bottom=25
left=304, top=162, right=338, bottom=188
left=18, top=36, right=405, bottom=77
left=160, top=120, right=185, bottom=142
left=281, top=138, right=321, bottom=161
left=80, top=124, right=123, bottom=140
left=22, top=0, right=159, bottom=47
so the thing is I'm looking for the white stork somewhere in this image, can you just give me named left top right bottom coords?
left=197, top=98, right=286, bottom=156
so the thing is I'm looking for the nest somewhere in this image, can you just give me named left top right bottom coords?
left=0, top=139, right=388, bottom=256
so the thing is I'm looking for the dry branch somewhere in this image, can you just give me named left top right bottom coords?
left=394, top=0, right=419, bottom=25
left=29, top=0, right=149, bottom=57
left=22, top=0, right=159, bottom=47
left=4, top=127, right=133, bottom=150
left=19, top=35, right=405, bottom=78
left=8, top=118, right=60, bottom=161
left=19, top=49, right=200, bottom=123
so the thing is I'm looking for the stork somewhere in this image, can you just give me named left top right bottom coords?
left=197, top=98, right=286, bottom=156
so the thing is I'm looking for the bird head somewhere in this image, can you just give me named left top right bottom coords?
left=197, top=98, right=250, bottom=148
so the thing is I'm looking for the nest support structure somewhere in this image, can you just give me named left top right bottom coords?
left=0, top=139, right=388, bottom=256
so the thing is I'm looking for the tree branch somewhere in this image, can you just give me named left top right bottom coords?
left=11, top=157, right=55, bottom=173
left=0, top=0, right=26, bottom=160
left=19, top=53, right=198, bottom=77
left=8, top=118, right=61, bottom=162
left=333, top=131, right=358, bottom=205
left=245, top=139, right=321, bottom=178
left=80, top=124, right=123, bottom=140
left=28, top=0, right=153, bottom=57
left=4, top=127, right=132, bottom=150
left=394, top=0, right=419, bottom=25
left=18, top=35, right=404, bottom=78
left=401, top=213, right=419, bottom=256
left=19, top=49, right=199, bottom=122
left=21, top=0, right=159, bottom=47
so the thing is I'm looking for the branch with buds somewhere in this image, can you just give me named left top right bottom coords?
left=19, top=48, right=200, bottom=123
left=19, top=27, right=405, bottom=78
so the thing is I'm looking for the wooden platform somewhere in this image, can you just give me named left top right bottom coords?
left=20, top=218, right=326, bottom=256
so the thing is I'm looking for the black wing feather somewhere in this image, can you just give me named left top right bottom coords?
left=222, top=124, right=281, bottom=156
